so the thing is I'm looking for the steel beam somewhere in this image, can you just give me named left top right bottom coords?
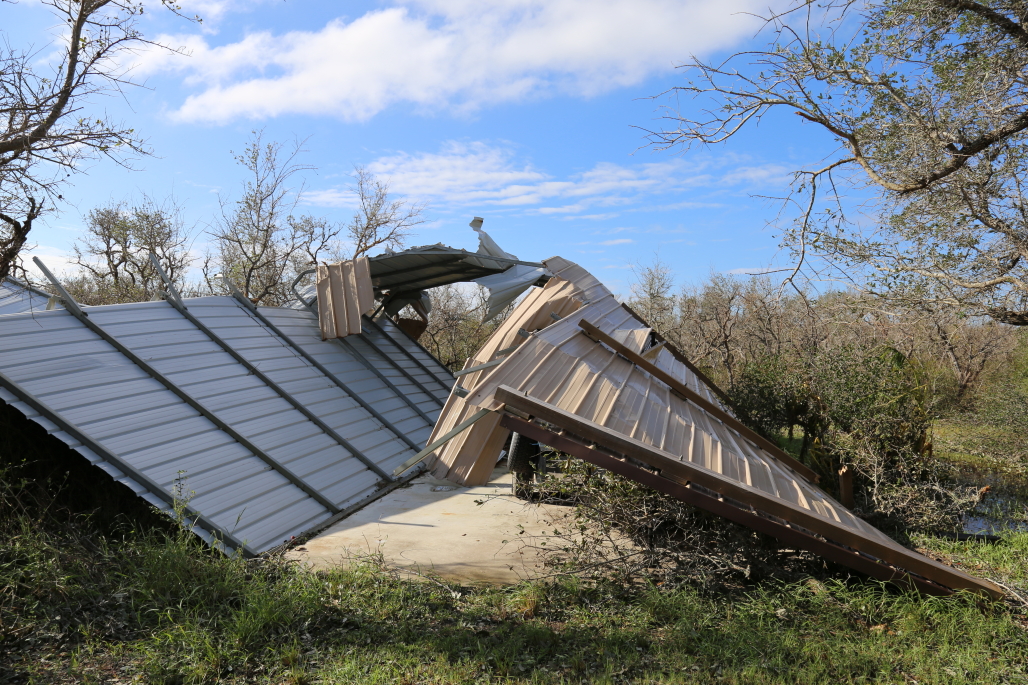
left=499, top=414, right=955, bottom=597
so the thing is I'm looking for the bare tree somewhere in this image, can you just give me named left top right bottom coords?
left=345, top=165, right=425, bottom=259
left=0, top=0, right=192, bottom=280
left=629, top=258, right=677, bottom=338
left=646, top=0, right=1028, bottom=324
left=420, top=284, right=500, bottom=371
left=203, top=131, right=340, bottom=306
left=66, top=195, right=193, bottom=304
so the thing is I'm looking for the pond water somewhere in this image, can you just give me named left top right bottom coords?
left=957, top=464, right=1028, bottom=535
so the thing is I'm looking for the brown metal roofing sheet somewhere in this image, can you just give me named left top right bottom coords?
left=420, top=256, right=1001, bottom=598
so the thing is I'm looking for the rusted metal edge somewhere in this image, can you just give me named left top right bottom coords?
left=494, top=386, right=1003, bottom=598
left=578, top=319, right=820, bottom=484
left=499, top=413, right=953, bottom=597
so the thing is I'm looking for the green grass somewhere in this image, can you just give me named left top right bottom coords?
left=3, top=519, right=1028, bottom=685
left=3, top=400, right=1028, bottom=684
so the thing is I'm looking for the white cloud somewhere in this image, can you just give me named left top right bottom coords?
left=724, top=266, right=781, bottom=275
left=23, top=245, right=78, bottom=279
left=600, top=238, right=633, bottom=245
left=137, top=0, right=775, bottom=122
left=305, top=141, right=706, bottom=217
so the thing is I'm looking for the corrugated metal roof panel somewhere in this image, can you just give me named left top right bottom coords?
left=420, top=257, right=1002, bottom=598
left=0, top=279, right=446, bottom=554
left=0, top=277, right=55, bottom=316
left=367, top=245, right=520, bottom=293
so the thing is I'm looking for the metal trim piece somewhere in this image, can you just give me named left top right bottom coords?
left=393, top=408, right=494, bottom=476
left=454, top=359, right=504, bottom=377
left=32, top=257, right=342, bottom=514
left=0, top=369, right=252, bottom=557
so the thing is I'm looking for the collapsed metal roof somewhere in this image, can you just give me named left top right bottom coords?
left=0, top=247, right=1001, bottom=598
left=417, top=257, right=1002, bottom=598
left=0, top=276, right=453, bottom=555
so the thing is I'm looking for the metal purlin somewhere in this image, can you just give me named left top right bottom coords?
left=0, top=369, right=253, bottom=557
left=31, top=257, right=342, bottom=514
left=361, top=315, right=454, bottom=396
left=218, top=278, right=425, bottom=453
left=149, top=257, right=393, bottom=480
left=291, top=275, right=448, bottom=407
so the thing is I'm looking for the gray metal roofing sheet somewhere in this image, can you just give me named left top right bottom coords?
left=0, top=277, right=56, bottom=315
left=0, top=287, right=447, bottom=554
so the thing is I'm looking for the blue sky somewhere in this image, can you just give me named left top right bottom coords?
left=6, top=0, right=838, bottom=295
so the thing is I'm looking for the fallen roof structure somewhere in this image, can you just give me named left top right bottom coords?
left=0, top=263, right=454, bottom=555
left=413, top=257, right=1003, bottom=599
left=0, top=238, right=1001, bottom=598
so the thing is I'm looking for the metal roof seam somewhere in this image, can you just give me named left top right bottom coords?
left=361, top=316, right=453, bottom=395
left=371, top=315, right=457, bottom=386
left=157, top=291, right=394, bottom=481
left=26, top=284, right=343, bottom=514
left=223, top=293, right=422, bottom=455
left=338, top=333, right=444, bottom=406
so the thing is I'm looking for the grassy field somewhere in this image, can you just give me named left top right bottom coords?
left=2, top=511, right=1028, bottom=685
left=3, top=401, right=1028, bottom=684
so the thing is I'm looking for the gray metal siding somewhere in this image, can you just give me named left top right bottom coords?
left=374, top=316, right=456, bottom=388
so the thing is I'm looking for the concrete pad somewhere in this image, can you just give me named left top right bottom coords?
left=288, top=466, right=572, bottom=584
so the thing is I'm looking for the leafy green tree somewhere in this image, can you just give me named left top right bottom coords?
left=648, top=0, right=1028, bottom=324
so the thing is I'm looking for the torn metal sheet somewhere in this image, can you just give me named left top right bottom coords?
left=420, top=257, right=1002, bottom=598
left=0, top=278, right=448, bottom=554
left=367, top=244, right=543, bottom=294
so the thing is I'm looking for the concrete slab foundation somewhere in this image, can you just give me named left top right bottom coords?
left=287, top=466, right=572, bottom=584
